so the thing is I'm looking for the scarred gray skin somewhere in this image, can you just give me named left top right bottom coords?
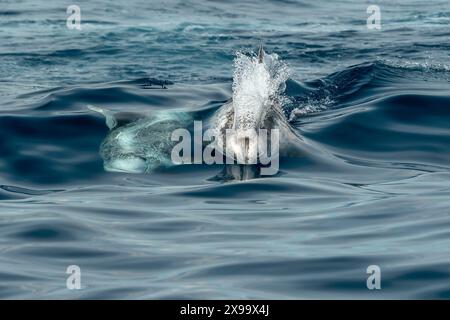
left=89, top=105, right=191, bottom=173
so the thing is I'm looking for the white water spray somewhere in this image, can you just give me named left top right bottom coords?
left=232, top=50, right=290, bottom=130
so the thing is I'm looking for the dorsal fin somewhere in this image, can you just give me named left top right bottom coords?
left=88, top=105, right=144, bottom=130
left=258, top=44, right=264, bottom=64
left=88, top=105, right=117, bottom=129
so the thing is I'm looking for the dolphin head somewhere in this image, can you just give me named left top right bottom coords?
left=229, top=45, right=271, bottom=164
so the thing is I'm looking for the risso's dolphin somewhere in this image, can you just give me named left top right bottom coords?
left=209, top=45, right=302, bottom=179
left=89, top=105, right=190, bottom=173
left=90, top=46, right=304, bottom=180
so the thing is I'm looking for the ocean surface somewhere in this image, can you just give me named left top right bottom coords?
left=1, top=0, right=450, bottom=299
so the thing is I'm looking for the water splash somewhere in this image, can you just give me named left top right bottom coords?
left=232, top=50, right=290, bottom=130
left=288, top=96, right=334, bottom=121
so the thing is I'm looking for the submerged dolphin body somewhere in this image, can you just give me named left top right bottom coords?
left=89, top=105, right=190, bottom=173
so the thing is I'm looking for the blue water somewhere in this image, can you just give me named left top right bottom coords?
left=1, top=0, right=450, bottom=299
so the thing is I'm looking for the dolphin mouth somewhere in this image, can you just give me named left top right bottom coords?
left=104, top=155, right=148, bottom=173
left=227, top=164, right=260, bottom=181
left=226, top=128, right=259, bottom=165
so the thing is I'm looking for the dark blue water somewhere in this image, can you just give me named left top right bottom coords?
left=1, top=0, right=450, bottom=299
